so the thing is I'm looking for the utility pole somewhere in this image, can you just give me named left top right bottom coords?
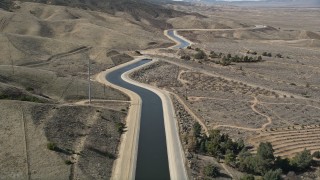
left=88, top=55, right=91, bottom=104
left=185, top=87, right=188, bottom=100
left=85, top=48, right=103, bottom=105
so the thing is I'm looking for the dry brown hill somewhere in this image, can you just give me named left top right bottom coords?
left=19, top=0, right=189, bottom=29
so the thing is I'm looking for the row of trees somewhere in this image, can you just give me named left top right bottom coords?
left=248, top=50, right=284, bottom=58
left=183, top=49, right=263, bottom=66
left=218, top=54, right=263, bottom=66
left=191, top=122, right=317, bottom=179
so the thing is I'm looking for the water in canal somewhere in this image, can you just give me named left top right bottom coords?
left=106, top=59, right=170, bottom=180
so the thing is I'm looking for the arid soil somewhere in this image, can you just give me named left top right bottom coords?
left=132, top=42, right=320, bottom=179
left=1, top=1, right=320, bottom=179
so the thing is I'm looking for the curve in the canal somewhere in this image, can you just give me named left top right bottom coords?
left=106, top=59, right=170, bottom=180
left=166, top=29, right=191, bottom=49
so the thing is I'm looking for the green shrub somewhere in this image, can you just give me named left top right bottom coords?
left=290, top=149, right=313, bottom=171
left=64, top=160, right=73, bottom=165
left=312, top=151, right=320, bottom=159
left=116, top=122, right=125, bottom=134
left=105, top=151, right=116, bottom=159
left=25, top=87, right=34, bottom=92
left=193, top=122, right=202, bottom=137
left=181, top=55, right=191, bottom=60
left=194, top=50, right=206, bottom=59
left=263, top=169, right=282, bottom=180
left=47, top=142, right=57, bottom=151
left=204, top=164, right=220, bottom=178
left=240, top=174, right=255, bottom=180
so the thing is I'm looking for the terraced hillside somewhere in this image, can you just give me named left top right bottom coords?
left=251, top=125, right=320, bottom=158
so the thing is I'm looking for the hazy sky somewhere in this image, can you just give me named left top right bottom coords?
left=218, top=0, right=261, bottom=1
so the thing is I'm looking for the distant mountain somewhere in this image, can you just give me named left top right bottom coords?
left=177, top=0, right=320, bottom=7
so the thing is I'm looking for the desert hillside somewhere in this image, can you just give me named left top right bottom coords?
left=0, top=0, right=187, bottom=178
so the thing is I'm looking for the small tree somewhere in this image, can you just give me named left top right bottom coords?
left=47, top=142, right=57, bottom=151
left=181, top=55, right=191, bottom=60
left=257, top=142, right=275, bottom=161
left=225, top=149, right=236, bottom=166
left=312, top=151, right=320, bottom=158
left=204, top=164, right=220, bottom=178
left=194, top=50, right=206, bottom=59
left=116, top=122, right=125, bottom=134
left=193, top=122, right=202, bottom=137
left=290, top=149, right=313, bottom=171
left=240, top=174, right=255, bottom=180
left=263, top=169, right=282, bottom=180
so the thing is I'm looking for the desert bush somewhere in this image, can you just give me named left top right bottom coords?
left=64, top=160, right=73, bottom=165
left=263, top=169, right=282, bottom=180
left=26, top=87, right=34, bottom=92
left=135, top=50, right=142, bottom=55
left=194, top=50, right=206, bottom=59
left=290, top=149, right=313, bottom=171
left=193, top=122, right=201, bottom=137
left=240, top=174, right=255, bottom=180
left=312, top=151, right=320, bottom=159
left=181, top=55, right=191, bottom=60
left=47, top=142, right=57, bottom=151
left=225, top=149, right=236, bottom=166
left=262, top=52, right=272, bottom=57
left=220, top=56, right=231, bottom=66
left=209, top=51, right=218, bottom=58
left=204, top=164, right=220, bottom=178
left=116, top=122, right=125, bottom=134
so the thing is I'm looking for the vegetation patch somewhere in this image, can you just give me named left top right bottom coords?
left=189, top=123, right=318, bottom=178
left=116, top=122, right=125, bottom=134
left=47, top=142, right=57, bottom=151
